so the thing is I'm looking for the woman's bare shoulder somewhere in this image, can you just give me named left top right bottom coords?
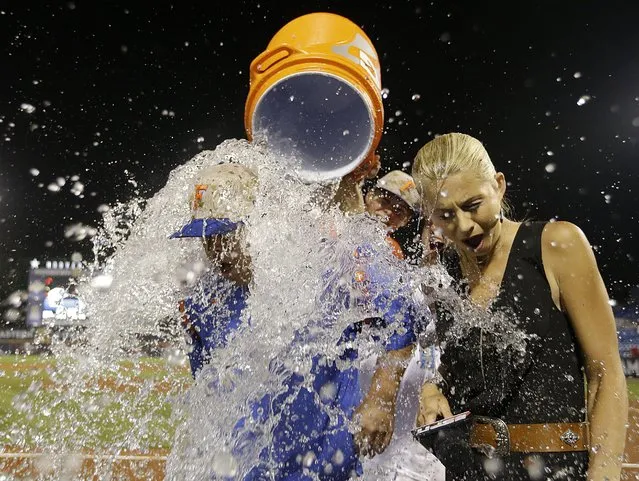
left=541, top=221, right=589, bottom=250
left=541, top=221, right=597, bottom=275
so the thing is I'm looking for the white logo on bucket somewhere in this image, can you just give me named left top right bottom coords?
left=331, top=34, right=381, bottom=89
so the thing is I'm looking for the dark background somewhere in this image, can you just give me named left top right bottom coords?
left=1, top=0, right=638, bottom=315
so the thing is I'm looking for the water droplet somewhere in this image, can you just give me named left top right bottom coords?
left=211, top=452, right=238, bottom=477
left=411, top=93, right=421, bottom=101
left=546, top=151, right=554, bottom=157
left=604, top=194, right=612, bottom=204
left=395, top=110, right=402, bottom=117
left=97, top=204, right=110, bottom=213
left=381, top=88, right=390, bottom=99
left=90, top=275, right=113, bottom=290
left=342, top=130, right=350, bottom=136
left=289, top=95, right=295, bottom=102
left=196, top=136, right=204, bottom=143
left=631, top=117, right=639, bottom=127
left=545, top=163, right=556, bottom=173
left=332, top=449, right=345, bottom=466
left=483, top=457, right=504, bottom=476
left=20, top=103, right=36, bottom=114
left=64, top=223, right=97, bottom=241
left=33, top=454, right=55, bottom=474
left=302, top=451, right=317, bottom=467
left=70, top=181, right=84, bottom=196
left=577, top=95, right=591, bottom=106
left=524, top=455, right=546, bottom=480
left=4, top=308, right=20, bottom=322
left=63, top=454, right=83, bottom=474
left=47, top=183, right=61, bottom=192
left=319, top=382, right=337, bottom=402
left=165, top=348, right=187, bottom=367
left=573, top=71, right=582, bottom=79
left=439, top=32, right=451, bottom=42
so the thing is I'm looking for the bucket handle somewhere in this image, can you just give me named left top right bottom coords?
left=251, top=44, right=302, bottom=76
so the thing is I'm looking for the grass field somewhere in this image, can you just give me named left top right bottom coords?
left=2, top=355, right=639, bottom=480
left=0, top=354, right=192, bottom=451
left=628, top=377, right=639, bottom=400
left=2, top=355, right=638, bottom=450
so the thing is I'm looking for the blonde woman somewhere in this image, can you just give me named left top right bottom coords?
left=411, top=133, right=627, bottom=480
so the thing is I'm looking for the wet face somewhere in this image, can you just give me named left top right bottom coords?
left=424, top=171, right=505, bottom=258
left=364, top=189, right=414, bottom=231
left=203, top=230, right=252, bottom=285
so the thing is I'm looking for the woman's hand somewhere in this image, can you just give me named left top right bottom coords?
left=417, top=382, right=452, bottom=426
left=353, top=396, right=395, bottom=458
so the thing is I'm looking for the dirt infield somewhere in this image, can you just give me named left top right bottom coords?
left=2, top=406, right=639, bottom=480
left=1, top=358, right=638, bottom=479
left=0, top=447, right=168, bottom=481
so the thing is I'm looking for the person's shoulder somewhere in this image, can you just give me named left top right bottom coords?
left=541, top=220, right=589, bottom=249
left=540, top=221, right=594, bottom=271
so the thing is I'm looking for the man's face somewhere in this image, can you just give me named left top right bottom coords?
left=365, top=189, right=413, bottom=231
left=203, top=229, right=252, bottom=285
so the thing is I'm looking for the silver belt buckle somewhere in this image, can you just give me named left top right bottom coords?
left=472, top=416, right=511, bottom=457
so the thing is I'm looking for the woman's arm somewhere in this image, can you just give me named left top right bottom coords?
left=543, top=221, right=628, bottom=481
left=353, top=344, right=414, bottom=456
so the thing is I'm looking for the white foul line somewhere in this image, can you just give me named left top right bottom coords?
left=0, top=453, right=167, bottom=461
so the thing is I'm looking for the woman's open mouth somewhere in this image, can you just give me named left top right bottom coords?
left=463, top=234, right=484, bottom=252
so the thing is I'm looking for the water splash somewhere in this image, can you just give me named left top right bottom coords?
left=7, top=138, right=536, bottom=480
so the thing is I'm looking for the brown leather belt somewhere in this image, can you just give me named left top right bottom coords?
left=469, top=416, right=589, bottom=456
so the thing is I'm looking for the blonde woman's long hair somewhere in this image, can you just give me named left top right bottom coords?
left=411, top=132, right=508, bottom=283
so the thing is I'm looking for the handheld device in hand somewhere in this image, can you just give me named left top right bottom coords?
left=412, top=411, right=471, bottom=447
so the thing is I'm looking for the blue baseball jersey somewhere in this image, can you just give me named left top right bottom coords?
left=179, top=245, right=429, bottom=480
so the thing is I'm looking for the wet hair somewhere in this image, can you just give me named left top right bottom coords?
left=411, top=132, right=511, bottom=217
left=412, top=133, right=495, bottom=205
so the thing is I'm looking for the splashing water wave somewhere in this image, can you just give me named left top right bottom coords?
left=8, top=138, right=533, bottom=480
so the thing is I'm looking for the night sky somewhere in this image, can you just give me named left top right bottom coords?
left=1, top=1, right=638, bottom=315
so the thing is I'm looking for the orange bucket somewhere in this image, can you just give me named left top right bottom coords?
left=244, top=12, right=384, bottom=182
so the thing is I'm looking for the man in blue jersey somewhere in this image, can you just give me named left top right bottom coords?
left=171, top=162, right=256, bottom=377
left=170, top=162, right=428, bottom=480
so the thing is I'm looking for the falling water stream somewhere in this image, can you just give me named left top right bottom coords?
left=4, top=139, right=531, bottom=481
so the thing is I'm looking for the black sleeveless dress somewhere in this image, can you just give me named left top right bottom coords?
left=432, top=221, right=588, bottom=481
